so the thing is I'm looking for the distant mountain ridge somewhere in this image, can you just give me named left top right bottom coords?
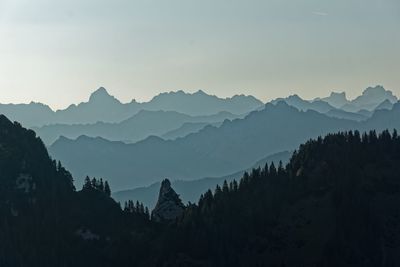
left=275, top=85, right=398, bottom=121
left=38, top=85, right=397, bottom=145
left=1, top=85, right=397, bottom=128
left=0, top=87, right=263, bottom=127
left=316, top=85, right=398, bottom=112
left=34, top=110, right=242, bottom=145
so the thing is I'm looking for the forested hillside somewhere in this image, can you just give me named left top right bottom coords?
left=162, top=129, right=400, bottom=266
left=1, top=114, right=400, bottom=266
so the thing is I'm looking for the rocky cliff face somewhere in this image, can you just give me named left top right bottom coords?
left=151, top=179, right=185, bottom=222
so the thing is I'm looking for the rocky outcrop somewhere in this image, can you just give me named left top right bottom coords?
left=151, top=179, right=185, bottom=222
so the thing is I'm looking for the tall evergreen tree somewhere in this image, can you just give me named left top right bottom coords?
left=104, top=181, right=111, bottom=197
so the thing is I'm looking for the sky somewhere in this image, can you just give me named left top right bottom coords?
left=0, top=0, right=399, bottom=109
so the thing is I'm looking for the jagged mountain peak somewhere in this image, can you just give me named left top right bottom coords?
left=351, top=85, right=398, bottom=109
left=287, top=94, right=303, bottom=101
left=326, top=91, right=348, bottom=102
left=194, top=89, right=207, bottom=96
left=363, top=85, right=386, bottom=94
left=88, top=87, right=120, bottom=103
left=151, top=179, right=185, bottom=222
left=359, top=85, right=397, bottom=101
left=160, top=179, right=172, bottom=193
left=313, top=91, right=349, bottom=109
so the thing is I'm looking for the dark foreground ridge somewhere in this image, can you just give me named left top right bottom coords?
left=1, top=114, right=400, bottom=266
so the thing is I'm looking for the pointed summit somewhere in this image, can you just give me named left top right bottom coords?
left=89, top=87, right=120, bottom=103
left=151, top=179, right=185, bottom=222
left=194, top=89, right=207, bottom=96
left=353, top=85, right=398, bottom=107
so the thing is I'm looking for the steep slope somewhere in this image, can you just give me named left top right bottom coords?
left=0, top=114, right=154, bottom=267
left=375, top=99, right=394, bottom=110
left=151, top=179, right=185, bottom=222
left=53, top=87, right=139, bottom=125
left=0, top=115, right=75, bottom=213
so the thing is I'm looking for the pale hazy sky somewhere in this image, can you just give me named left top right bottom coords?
left=0, top=0, right=399, bottom=109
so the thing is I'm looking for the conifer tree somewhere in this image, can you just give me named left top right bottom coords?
left=83, top=176, right=92, bottom=190
left=269, top=162, right=277, bottom=176
left=99, top=178, right=104, bottom=192
left=91, top=178, right=97, bottom=188
left=104, top=181, right=111, bottom=197
left=222, top=180, right=229, bottom=194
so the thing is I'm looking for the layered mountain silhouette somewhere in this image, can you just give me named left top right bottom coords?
left=0, top=87, right=263, bottom=127
left=34, top=110, right=241, bottom=145
left=319, top=85, right=398, bottom=112
left=49, top=101, right=400, bottom=191
left=161, top=121, right=223, bottom=140
left=375, top=99, right=394, bottom=110
left=1, top=85, right=396, bottom=129
left=274, top=85, right=397, bottom=121
left=272, top=94, right=336, bottom=113
left=35, top=86, right=396, bottom=145
left=0, top=102, right=55, bottom=128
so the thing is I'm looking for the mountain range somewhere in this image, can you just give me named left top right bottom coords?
left=274, top=85, right=397, bottom=121
left=1, top=85, right=398, bottom=192
left=1, top=86, right=396, bottom=148
left=316, top=85, right=398, bottom=111
left=0, top=88, right=263, bottom=128
left=49, top=100, right=400, bottom=191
